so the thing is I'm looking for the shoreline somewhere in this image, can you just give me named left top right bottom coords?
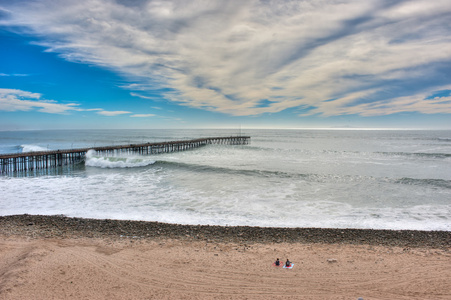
left=1, top=214, right=450, bottom=249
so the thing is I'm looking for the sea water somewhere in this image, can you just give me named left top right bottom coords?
left=0, top=129, right=450, bottom=231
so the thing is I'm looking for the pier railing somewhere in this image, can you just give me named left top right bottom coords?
left=0, top=136, right=250, bottom=174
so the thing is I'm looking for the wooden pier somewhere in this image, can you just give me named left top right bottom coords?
left=0, top=136, right=250, bottom=174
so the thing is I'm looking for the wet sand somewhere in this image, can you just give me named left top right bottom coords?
left=1, top=215, right=450, bottom=299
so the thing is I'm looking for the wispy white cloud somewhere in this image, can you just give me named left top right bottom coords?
left=0, top=88, right=81, bottom=114
left=0, top=88, right=135, bottom=117
left=96, top=110, right=131, bottom=116
left=0, top=73, right=30, bottom=77
left=301, top=86, right=451, bottom=117
left=85, top=108, right=104, bottom=112
left=130, top=92, right=162, bottom=101
left=130, top=114, right=155, bottom=118
left=2, top=0, right=451, bottom=117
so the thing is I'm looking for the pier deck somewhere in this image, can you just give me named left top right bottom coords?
left=0, top=136, right=250, bottom=174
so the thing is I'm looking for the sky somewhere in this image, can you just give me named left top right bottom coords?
left=0, top=0, right=451, bottom=130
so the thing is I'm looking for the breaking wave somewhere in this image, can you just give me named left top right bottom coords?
left=21, top=144, right=48, bottom=153
left=85, top=149, right=156, bottom=168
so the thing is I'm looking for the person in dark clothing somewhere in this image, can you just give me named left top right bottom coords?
left=275, top=258, right=280, bottom=266
left=285, top=259, right=291, bottom=267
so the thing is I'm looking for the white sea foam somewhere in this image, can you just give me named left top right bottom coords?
left=1, top=171, right=449, bottom=230
left=85, top=150, right=156, bottom=168
left=21, top=144, right=48, bottom=152
left=1, top=129, right=450, bottom=231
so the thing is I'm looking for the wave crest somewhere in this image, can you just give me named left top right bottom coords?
left=85, top=150, right=156, bottom=168
left=21, top=144, right=48, bottom=153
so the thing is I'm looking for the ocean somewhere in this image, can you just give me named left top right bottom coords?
left=0, top=129, right=450, bottom=231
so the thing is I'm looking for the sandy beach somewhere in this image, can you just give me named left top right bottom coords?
left=1, top=215, right=450, bottom=300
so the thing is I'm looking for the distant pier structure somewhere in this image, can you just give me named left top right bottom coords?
left=0, top=136, right=250, bottom=174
